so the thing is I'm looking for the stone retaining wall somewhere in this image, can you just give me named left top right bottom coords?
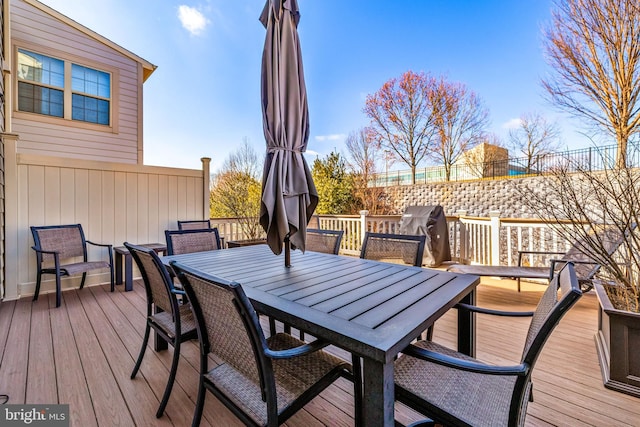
left=385, top=175, right=542, bottom=218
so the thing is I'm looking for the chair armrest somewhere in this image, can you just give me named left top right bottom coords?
left=264, top=338, right=329, bottom=359
left=31, top=246, right=59, bottom=256
left=401, top=343, right=529, bottom=376
left=456, top=302, right=534, bottom=317
left=171, top=289, right=187, bottom=296
left=86, top=241, right=112, bottom=249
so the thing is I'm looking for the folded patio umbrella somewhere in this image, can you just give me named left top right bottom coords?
left=259, top=0, right=318, bottom=266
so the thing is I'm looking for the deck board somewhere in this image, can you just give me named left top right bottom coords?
left=0, top=276, right=638, bottom=426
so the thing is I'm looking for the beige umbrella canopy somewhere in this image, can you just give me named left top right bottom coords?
left=259, top=0, right=318, bottom=267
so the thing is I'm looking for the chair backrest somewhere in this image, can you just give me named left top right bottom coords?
left=513, top=262, right=581, bottom=425
left=560, top=225, right=629, bottom=281
left=171, top=261, right=275, bottom=416
left=306, top=228, right=343, bottom=255
left=360, top=232, right=426, bottom=266
left=31, top=224, right=87, bottom=262
left=125, top=242, right=178, bottom=316
left=308, top=215, right=321, bottom=229
left=165, top=228, right=222, bottom=255
left=177, top=220, right=212, bottom=230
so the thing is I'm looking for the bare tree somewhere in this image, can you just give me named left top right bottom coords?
left=518, top=158, right=640, bottom=311
left=344, top=127, right=390, bottom=214
left=431, top=78, right=489, bottom=181
left=210, top=141, right=262, bottom=239
left=509, top=112, right=561, bottom=173
left=222, top=137, right=261, bottom=180
left=364, top=70, right=437, bottom=184
left=542, top=0, right=640, bottom=168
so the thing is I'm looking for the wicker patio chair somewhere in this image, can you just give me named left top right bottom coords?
left=177, top=220, right=212, bottom=230
left=125, top=243, right=198, bottom=418
left=394, top=263, right=582, bottom=427
left=360, top=232, right=427, bottom=266
left=165, top=228, right=222, bottom=255
left=360, top=232, right=432, bottom=340
left=305, top=228, right=343, bottom=255
left=170, top=261, right=352, bottom=427
left=30, top=224, right=114, bottom=308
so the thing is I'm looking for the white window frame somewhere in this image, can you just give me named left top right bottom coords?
left=14, top=42, right=120, bottom=133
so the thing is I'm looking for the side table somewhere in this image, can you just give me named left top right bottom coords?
left=113, top=243, right=167, bottom=291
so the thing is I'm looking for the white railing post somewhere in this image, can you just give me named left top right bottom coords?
left=489, top=211, right=501, bottom=266
left=359, top=210, right=369, bottom=246
left=456, top=210, right=468, bottom=263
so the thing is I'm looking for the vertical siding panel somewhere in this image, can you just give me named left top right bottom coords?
left=185, top=178, right=196, bottom=219
left=178, top=176, right=188, bottom=219
left=113, top=172, right=127, bottom=246
left=125, top=172, right=138, bottom=238
left=44, top=167, right=61, bottom=224
left=147, top=174, right=160, bottom=242
left=59, top=169, right=75, bottom=223
left=101, top=171, right=116, bottom=245
left=88, top=169, right=103, bottom=241
left=74, top=169, right=89, bottom=226
left=167, top=176, right=178, bottom=225
left=157, top=174, right=170, bottom=233
left=23, top=165, right=42, bottom=285
left=136, top=173, right=149, bottom=243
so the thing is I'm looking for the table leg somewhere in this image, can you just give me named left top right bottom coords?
left=361, top=357, right=394, bottom=427
left=457, top=289, right=476, bottom=357
left=124, top=253, right=133, bottom=291
left=115, top=251, right=124, bottom=286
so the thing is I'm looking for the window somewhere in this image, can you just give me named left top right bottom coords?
left=17, top=49, right=112, bottom=126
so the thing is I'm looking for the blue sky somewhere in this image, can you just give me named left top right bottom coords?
left=38, top=0, right=587, bottom=172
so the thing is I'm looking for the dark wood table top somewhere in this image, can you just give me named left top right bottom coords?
left=163, top=244, right=479, bottom=363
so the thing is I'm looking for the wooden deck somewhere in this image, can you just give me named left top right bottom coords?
left=0, top=276, right=638, bottom=426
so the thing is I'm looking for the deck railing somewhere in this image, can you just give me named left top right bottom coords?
left=212, top=211, right=573, bottom=266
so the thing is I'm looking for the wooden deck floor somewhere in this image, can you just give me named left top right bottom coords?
left=0, top=277, right=638, bottom=426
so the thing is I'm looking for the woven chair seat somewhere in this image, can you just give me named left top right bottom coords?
left=151, top=304, right=196, bottom=340
left=50, top=261, right=110, bottom=276
left=395, top=339, right=525, bottom=427
left=205, top=332, right=349, bottom=426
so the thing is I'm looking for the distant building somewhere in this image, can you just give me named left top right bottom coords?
left=455, top=142, right=509, bottom=179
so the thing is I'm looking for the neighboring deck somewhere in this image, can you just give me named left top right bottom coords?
left=0, top=277, right=638, bottom=426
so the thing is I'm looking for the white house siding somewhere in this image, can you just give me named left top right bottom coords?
left=10, top=0, right=143, bottom=163
left=6, top=152, right=206, bottom=300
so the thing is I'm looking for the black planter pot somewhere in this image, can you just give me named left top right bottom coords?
left=594, top=281, right=640, bottom=398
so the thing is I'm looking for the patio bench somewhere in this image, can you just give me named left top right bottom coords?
left=31, top=224, right=114, bottom=307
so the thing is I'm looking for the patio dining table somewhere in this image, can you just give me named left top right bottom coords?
left=162, top=244, right=479, bottom=427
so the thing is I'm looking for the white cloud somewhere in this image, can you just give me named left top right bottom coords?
left=502, top=118, right=522, bottom=129
left=178, top=5, right=209, bottom=36
left=315, top=134, right=346, bottom=142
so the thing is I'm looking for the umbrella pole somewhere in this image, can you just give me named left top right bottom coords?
left=284, top=235, right=291, bottom=267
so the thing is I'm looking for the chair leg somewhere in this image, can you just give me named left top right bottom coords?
left=33, top=272, right=42, bottom=302
left=55, top=274, right=62, bottom=308
left=156, top=339, right=180, bottom=418
left=79, top=272, right=87, bottom=289
left=422, top=325, right=434, bottom=341
left=131, top=323, right=151, bottom=379
left=269, top=317, right=277, bottom=336
left=191, top=377, right=206, bottom=427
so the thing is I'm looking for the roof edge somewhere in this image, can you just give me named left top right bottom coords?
left=23, top=0, right=157, bottom=81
